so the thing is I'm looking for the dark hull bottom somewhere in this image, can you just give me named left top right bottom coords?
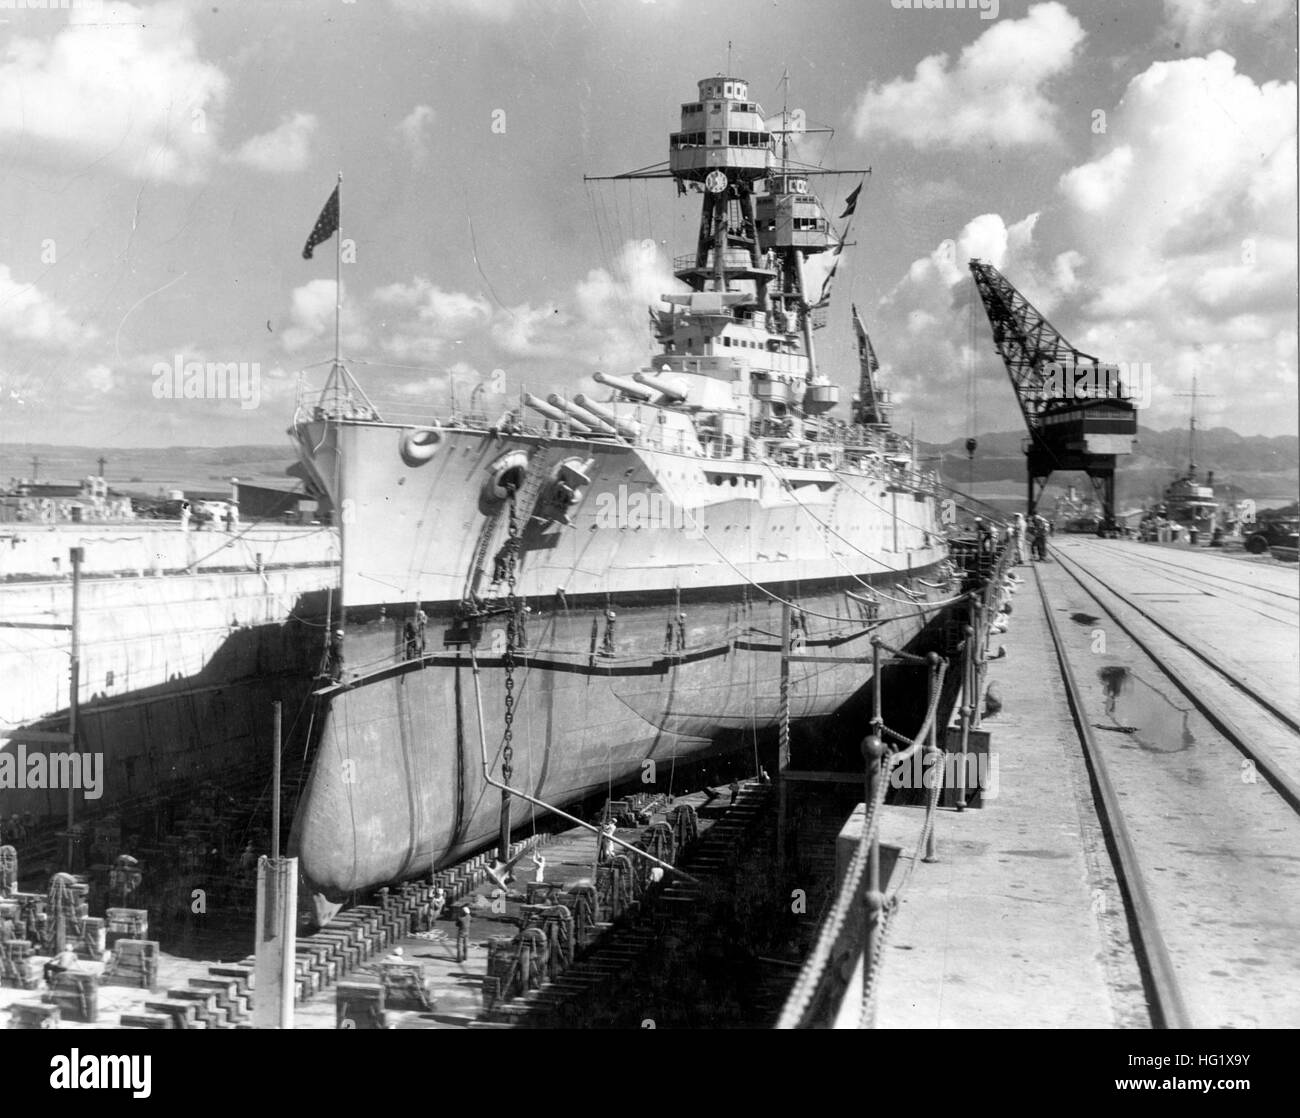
left=2, top=613, right=326, bottom=829
left=291, top=566, right=958, bottom=899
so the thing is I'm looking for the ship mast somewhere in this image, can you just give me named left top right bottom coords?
left=584, top=73, right=868, bottom=437
left=1174, top=373, right=1216, bottom=478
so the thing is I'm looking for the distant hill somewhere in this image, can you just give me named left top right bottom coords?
left=923, top=425, right=1299, bottom=511
left=4, top=424, right=1296, bottom=511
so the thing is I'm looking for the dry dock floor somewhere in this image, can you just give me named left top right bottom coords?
left=2, top=788, right=728, bottom=1029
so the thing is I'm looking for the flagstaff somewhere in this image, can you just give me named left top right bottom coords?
left=302, top=171, right=374, bottom=419
left=335, top=170, right=343, bottom=369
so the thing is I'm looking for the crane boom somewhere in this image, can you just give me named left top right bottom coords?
left=968, top=259, right=1138, bottom=533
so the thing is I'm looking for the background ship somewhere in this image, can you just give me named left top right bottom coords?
left=1155, top=375, right=1219, bottom=537
left=289, top=74, right=962, bottom=909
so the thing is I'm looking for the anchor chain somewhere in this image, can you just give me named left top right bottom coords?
left=502, top=488, right=520, bottom=786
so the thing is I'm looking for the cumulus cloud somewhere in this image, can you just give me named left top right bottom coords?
left=289, top=240, right=682, bottom=407
left=363, top=241, right=678, bottom=379
left=869, top=211, right=1051, bottom=430
left=84, top=364, right=115, bottom=394
left=372, top=279, right=493, bottom=362
left=0, top=264, right=89, bottom=347
left=0, top=3, right=227, bottom=183
left=231, top=112, right=318, bottom=174
left=1061, top=53, right=1293, bottom=256
left=853, top=2, right=1085, bottom=150
left=394, top=105, right=435, bottom=166
left=872, top=51, right=1297, bottom=439
left=281, top=279, right=367, bottom=353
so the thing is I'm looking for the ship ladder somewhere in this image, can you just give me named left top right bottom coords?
left=465, top=506, right=506, bottom=601
left=466, top=442, right=551, bottom=601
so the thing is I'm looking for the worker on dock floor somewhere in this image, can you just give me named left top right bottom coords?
left=43, top=945, right=77, bottom=987
left=1031, top=516, right=1049, bottom=561
left=454, top=906, right=472, bottom=963
left=598, top=820, right=617, bottom=863
left=327, top=629, right=345, bottom=680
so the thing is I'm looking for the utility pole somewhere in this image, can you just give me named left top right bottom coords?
left=97, top=456, right=107, bottom=478
left=67, top=547, right=83, bottom=870
left=272, top=701, right=282, bottom=859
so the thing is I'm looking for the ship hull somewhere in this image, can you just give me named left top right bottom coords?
left=291, top=562, right=955, bottom=899
left=290, top=415, right=954, bottom=898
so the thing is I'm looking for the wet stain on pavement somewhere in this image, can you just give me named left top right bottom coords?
left=1096, top=665, right=1196, bottom=753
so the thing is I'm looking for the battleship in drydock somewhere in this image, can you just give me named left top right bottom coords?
left=289, top=74, right=960, bottom=913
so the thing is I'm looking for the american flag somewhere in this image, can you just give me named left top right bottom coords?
left=839, top=181, right=862, bottom=220
left=302, top=185, right=339, bottom=260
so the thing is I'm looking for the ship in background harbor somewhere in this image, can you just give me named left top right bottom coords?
left=1155, top=376, right=1220, bottom=539
left=289, top=73, right=962, bottom=912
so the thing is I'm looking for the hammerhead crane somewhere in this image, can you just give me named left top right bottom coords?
left=968, top=260, right=1137, bottom=532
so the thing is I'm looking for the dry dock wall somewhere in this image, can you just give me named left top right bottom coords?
left=0, top=522, right=334, bottom=581
left=0, top=525, right=338, bottom=820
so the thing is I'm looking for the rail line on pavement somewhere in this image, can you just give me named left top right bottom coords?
left=1036, top=547, right=1300, bottom=1029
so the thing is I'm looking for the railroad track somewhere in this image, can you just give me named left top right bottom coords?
left=1069, top=538, right=1299, bottom=626
left=1053, top=545, right=1300, bottom=753
left=1036, top=547, right=1300, bottom=1028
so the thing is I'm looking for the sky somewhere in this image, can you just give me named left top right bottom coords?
left=0, top=0, right=1295, bottom=451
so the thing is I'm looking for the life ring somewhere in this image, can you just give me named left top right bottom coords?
left=482, top=450, right=530, bottom=503
left=399, top=425, right=443, bottom=467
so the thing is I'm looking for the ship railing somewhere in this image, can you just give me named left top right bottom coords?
left=777, top=648, right=950, bottom=1029
left=672, top=249, right=759, bottom=274
left=697, top=436, right=746, bottom=462
left=295, top=378, right=527, bottom=434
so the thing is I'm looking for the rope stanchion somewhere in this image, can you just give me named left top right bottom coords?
left=777, top=652, right=949, bottom=1030
left=871, top=636, right=931, bottom=666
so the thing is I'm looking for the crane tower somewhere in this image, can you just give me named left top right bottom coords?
left=969, top=259, right=1138, bottom=532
